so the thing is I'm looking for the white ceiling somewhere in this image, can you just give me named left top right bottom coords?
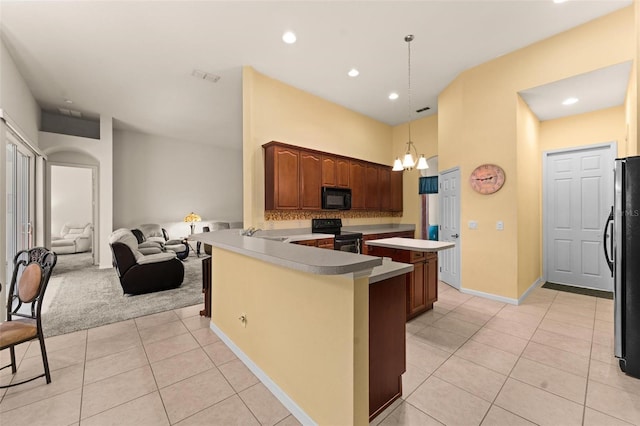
left=0, top=0, right=632, bottom=150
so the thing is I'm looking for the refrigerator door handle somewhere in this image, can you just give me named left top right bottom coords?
left=603, top=206, right=614, bottom=277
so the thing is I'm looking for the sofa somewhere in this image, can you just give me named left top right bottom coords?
left=137, top=224, right=189, bottom=260
left=109, top=228, right=184, bottom=295
left=51, top=223, right=92, bottom=254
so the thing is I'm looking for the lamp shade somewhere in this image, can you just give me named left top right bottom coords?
left=184, top=212, right=201, bottom=223
left=402, top=153, right=415, bottom=169
left=392, top=158, right=404, bottom=171
left=416, top=155, right=429, bottom=170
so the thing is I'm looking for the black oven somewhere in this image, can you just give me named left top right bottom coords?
left=322, top=187, right=352, bottom=210
left=312, top=218, right=362, bottom=254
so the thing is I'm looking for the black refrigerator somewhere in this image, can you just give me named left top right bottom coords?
left=604, top=156, right=640, bottom=378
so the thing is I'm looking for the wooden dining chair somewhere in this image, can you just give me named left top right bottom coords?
left=0, top=247, right=57, bottom=388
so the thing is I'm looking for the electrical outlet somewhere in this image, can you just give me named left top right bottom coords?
left=468, top=220, right=478, bottom=230
left=496, top=221, right=504, bottom=231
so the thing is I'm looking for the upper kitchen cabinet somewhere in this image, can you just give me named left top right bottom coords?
left=379, top=167, right=391, bottom=211
left=321, top=155, right=337, bottom=187
left=300, top=151, right=322, bottom=209
left=350, top=160, right=366, bottom=210
left=365, top=164, right=380, bottom=210
left=264, top=143, right=300, bottom=210
left=391, top=171, right=403, bottom=212
left=336, top=158, right=350, bottom=188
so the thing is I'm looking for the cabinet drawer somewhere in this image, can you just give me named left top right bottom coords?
left=292, top=239, right=318, bottom=247
left=410, top=251, right=425, bottom=262
left=317, top=238, right=334, bottom=249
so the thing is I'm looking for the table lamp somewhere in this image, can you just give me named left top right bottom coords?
left=184, top=212, right=201, bottom=235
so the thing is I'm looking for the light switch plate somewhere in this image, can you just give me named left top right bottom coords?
left=496, top=221, right=504, bottom=230
left=468, top=220, right=478, bottom=230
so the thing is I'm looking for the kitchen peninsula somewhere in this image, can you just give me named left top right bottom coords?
left=189, top=229, right=413, bottom=425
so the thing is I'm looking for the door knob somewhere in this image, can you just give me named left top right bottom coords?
left=451, top=234, right=459, bottom=239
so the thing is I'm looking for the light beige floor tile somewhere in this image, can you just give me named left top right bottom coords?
left=510, top=358, right=587, bottom=404
left=1, top=363, right=83, bottom=412
left=433, top=355, right=507, bottom=402
left=538, top=318, right=593, bottom=342
left=174, top=394, right=259, bottom=426
left=151, top=347, right=214, bottom=388
left=586, top=379, right=640, bottom=425
left=554, top=292, right=597, bottom=308
left=521, top=341, right=589, bottom=377
left=436, top=290, right=473, bottom=306
left=543, top=309, right=594, bottom=329
left=583, top=407, right=634, bottom=426
left=432, top=301, right=457, bottom=315
left=138, top=320, right=189, bottom=344
left=448, top=305, right=493, bottom=326
left=591, top=342, right=617, bottom=365
left=530, top=329, right=591, bottom=358
left=144, top=332, right=200, bottom=363
left=460, top=297, right=505, bottom=316
left=371, top=398, right=404, bottom=426
left=190, top=326, right=221, bottom=346
left=547, top=303, right=594, bottom=320
left=401, top=362, right=430, bottom=398
left=414, top=326, right=469, bottom=353
left=494, top=378, right=583, bottom=426
left=484, top=317, right=537, bottom=340
left=407, top=376, right=490, bottom=426
left=17, top=342, right=85, bottom=374
left=405, top=321, right=427, bottom=335
left=0, top=387, right=81, bottom=426
left=594, top=319, right=614, bottom=333
left=471, top=328, right=528, bottom=356
left=409, top=310, right=444, bottom=327
left=592, top=329, right=614, bottom=347
left=275, top=414, right=303, bottom=426
left=202, top=340, right=238, bottom=366
left=454, top=340, right=518, bottom=376
left=589, top=358, right=640, bottom=395
left=87, top=319, right=136, bottom=342
left=27, top=330, right=87, bottom=357
left=85, top=330, right=142, bottom=361
left=405, top=339, right=451, bottom=374
left=494, top=308, right=543, bottom=326
left=81, top=391, right=169, bottom=426
left=173, top=304, right=203, bottom=319
left=480, top=405, right=536, bottom=426
left=218, top=359, right=260, bottom=393
left=239, top=383, right=291, bottom=426
left=84, top=346, right=148, bottom=385
left=160, top=368, right=235, bottom=424
left=81, top=365, right=157, bottom=419
left=431, top=315, right=481, bottom=338
left=378, top=401, right=443, bottom=425
left=134, top=310, right=181, bottom=330
left=182, top=314, right=211, bottom=331
left=502, top=303, right=548, bottom=318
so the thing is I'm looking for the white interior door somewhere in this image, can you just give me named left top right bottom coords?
left=439, top=167, right=461, bottom=289
left=544, top=143, right=615, bottom=291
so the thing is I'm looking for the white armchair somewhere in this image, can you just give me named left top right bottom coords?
left=51, top=223, right=92, bottom=254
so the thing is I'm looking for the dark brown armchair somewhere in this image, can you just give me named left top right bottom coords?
left=0, top=247, right=57, bottom=388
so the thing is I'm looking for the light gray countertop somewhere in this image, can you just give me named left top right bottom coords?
left=366, top=237, right=455, bottom=252
left=368, top=258, right=413, bottom=284
left=189, top=229, right=382, bottom=276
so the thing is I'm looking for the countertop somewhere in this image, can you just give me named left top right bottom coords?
left=189, top=229, right=382, bottom=276
left=368, top=258, right=413, bottom=284
left=365, top=237, right=455, bottom=252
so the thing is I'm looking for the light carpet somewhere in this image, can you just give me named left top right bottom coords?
left=42, top=252, right=204, bottom=337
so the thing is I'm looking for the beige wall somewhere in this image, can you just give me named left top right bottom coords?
left=438, top=6, right=635, bottom=299
left=242, top=67, right=394, bottom=230
left=211, top=248, right=369, bottom=425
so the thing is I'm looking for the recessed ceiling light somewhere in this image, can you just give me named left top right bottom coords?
left=282, top=31, right=297, bottom=44
left=64, top=98, right=73, bottom=104
left=553, top=0, right=568, bottom=3
left=562, top=97, right=579, bottom=105
left=389, top=92, right=399, bottom=100
left=348, top=68, right=359, bottom=77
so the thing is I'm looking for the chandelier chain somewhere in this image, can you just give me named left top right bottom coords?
left=407, top=35, right=413, bottom=144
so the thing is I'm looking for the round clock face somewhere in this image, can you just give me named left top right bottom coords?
left=469, top=164, right=505, bottom=194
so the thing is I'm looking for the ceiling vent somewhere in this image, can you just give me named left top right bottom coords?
left=191, top=69, right=221, bottom=83
left=58, top=107, right=82, bottom=118
left=416, top=106, right=431, bottom=113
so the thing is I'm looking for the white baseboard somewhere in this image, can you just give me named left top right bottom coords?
left=459, top=277, right=542, bottom=306
left=209, top=322, right=317, bottom=426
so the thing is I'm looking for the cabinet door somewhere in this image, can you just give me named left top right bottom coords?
left=426, top=253, right=438, bottom=305
left=350, top=160, right=366, bottom=210
left=407, top=259, right=428, bottom=320
left=322, top=155, right=336, bottom=187
left=336, top=158, right=350, bottom=188
left=300, top=151, right=322, bottom=209
left=317, top=238, right=335, bottom=249
left=379, top=167, right=391, bottom=211
left=266, top=145, right=299, bottom=210
left=365, top=164, right=380, bottom=210
left=391, top=171, right=403, bottom=212
left=292, top=239, right=318, bottom=247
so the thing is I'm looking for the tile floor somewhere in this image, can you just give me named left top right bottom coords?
left=1, top=283, right=639, bottom=425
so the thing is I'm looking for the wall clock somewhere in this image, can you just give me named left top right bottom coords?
left=469, top=164, right=505, bottom=194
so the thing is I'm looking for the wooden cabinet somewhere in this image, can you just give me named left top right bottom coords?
left=291, top=237, right=334, bottom=249
left=361, top=230, right=415, bottom=255
left=300, top=151, right=322, bottom=209
left=367, top=242, right=437, bottom=320
left=321, top=155, right=336, bottom=187
left=336, top=158, right=350, bottom=188
left=391, top=171, right=403, bottom=212
left=379, top=167, right=391, bottom=211
left=349, top=160, right=366, bottom=210
left=264, top=144, right=299, bottom=210
left=365, top=164, right=380, bottom=210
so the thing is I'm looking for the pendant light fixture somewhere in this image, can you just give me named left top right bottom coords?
left=393, top=34, right=428, bottom=172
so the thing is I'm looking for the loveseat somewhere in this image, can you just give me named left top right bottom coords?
left=51, top=223, right=92, bottom=254
left=109, top=228, right=184, bottom=295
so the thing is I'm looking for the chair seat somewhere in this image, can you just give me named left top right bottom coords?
left=0, top=319, right=37, bottom=349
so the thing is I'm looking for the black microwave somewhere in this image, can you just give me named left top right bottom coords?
left=322, top=187, right=352, bottom=210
